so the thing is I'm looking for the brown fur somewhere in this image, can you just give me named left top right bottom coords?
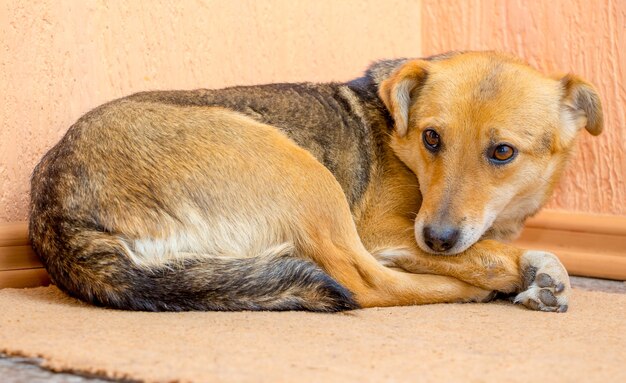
left=29, top=51, right=603, bottom=312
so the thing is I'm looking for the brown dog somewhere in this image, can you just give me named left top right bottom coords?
left=29, top=51, right=602, bottom=312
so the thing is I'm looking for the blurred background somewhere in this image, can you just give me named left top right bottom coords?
left=1, top=0, right=624, bottom=223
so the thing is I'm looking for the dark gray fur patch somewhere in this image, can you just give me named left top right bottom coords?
left=363, top=51, right=464, bottom=88
left=365, top=58, right=409, bottom=86
left=539, top=132, right=554, bottom=154
left=523, top=266, right=538, bottom=289
left=477, top=63, right=503, bottom=99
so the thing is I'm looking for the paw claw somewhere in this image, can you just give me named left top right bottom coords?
left=557, top=304, right=568, bottom=313
left=555, top=282, right=565, bottom=293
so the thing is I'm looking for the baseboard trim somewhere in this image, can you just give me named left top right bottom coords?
left=513, top=210, right=626, bottom=280
left=0, top=268, right=50, bottom=289
left=0, top=222, right=51, bottom=288
left=1, top=210, right=625, bottom=289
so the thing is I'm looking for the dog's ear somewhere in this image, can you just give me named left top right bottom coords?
left=379, top=60, right=430, bottom=137
left=558, top=74, right=603, bottom=139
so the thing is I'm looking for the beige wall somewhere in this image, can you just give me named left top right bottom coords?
left=0, top=0, right=421, bottom=222
left=1, top=0, right=624, bottom=223
left=422, top=0, right=626, bottom=215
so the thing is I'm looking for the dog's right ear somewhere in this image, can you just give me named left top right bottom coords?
left=558, top=74, right=604, bottom=138
left=379, top=60, right=430, bottom=137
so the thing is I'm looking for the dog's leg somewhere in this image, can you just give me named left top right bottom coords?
left=291, top=197, right=495, bottom=308
left=298, top=235, right=496, bottom=308
left=375, top=239, right=570, bottom=312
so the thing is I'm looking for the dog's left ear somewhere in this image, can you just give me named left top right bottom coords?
left=558, top=74, right=604, bottom=138
left=379, top=60, right=430, bottom=137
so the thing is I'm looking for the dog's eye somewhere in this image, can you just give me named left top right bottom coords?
left=489, top=144, right=517, bottom=164
left=422, top=129, right=441, bottom=152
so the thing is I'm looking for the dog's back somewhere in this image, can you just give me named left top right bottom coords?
left=125, top=82, right=380, bottom=206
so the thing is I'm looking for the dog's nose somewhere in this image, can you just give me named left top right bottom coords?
left=423, top=226, right=460, bottom=253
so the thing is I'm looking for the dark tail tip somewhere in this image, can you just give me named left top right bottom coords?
left=299, top=265, right=360, bottom=312
left=320, top=279, right=360, bottom=312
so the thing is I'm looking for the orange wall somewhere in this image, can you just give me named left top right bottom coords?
left=1, top=1, right=623, bottom=223
left=0, top=0, right=422, bottom=222
left=422, top=0, right=626, bottom=215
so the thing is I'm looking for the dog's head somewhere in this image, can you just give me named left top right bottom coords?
left=378, top=51, right=603, bottom=255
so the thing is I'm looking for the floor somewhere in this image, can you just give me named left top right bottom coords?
left=2, top=276, right=625, bottom=383
left=0, top=356, right=116, bottom=383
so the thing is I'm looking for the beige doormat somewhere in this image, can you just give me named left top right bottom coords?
left=0, top=286, right=624, bottom=383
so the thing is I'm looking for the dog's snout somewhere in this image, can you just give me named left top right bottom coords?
left=423, top=226, right=460, bottom=253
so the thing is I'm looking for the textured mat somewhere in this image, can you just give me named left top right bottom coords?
left=0, top=286, right=624, bottom=383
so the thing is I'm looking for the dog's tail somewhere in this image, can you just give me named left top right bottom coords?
left=29, top=221, right=358, bottom=312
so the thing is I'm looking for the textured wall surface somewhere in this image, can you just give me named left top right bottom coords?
left=0, top=0, right=422, bottom=222
left=422, top=0, right=626, bottom=215
left=2, top=1, right=624, bottom=222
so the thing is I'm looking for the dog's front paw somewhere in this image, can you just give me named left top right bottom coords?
left=514, top=250, right=571, bottom=313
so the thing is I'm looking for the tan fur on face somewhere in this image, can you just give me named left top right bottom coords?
left=381, top=52, right=603, bottom=254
